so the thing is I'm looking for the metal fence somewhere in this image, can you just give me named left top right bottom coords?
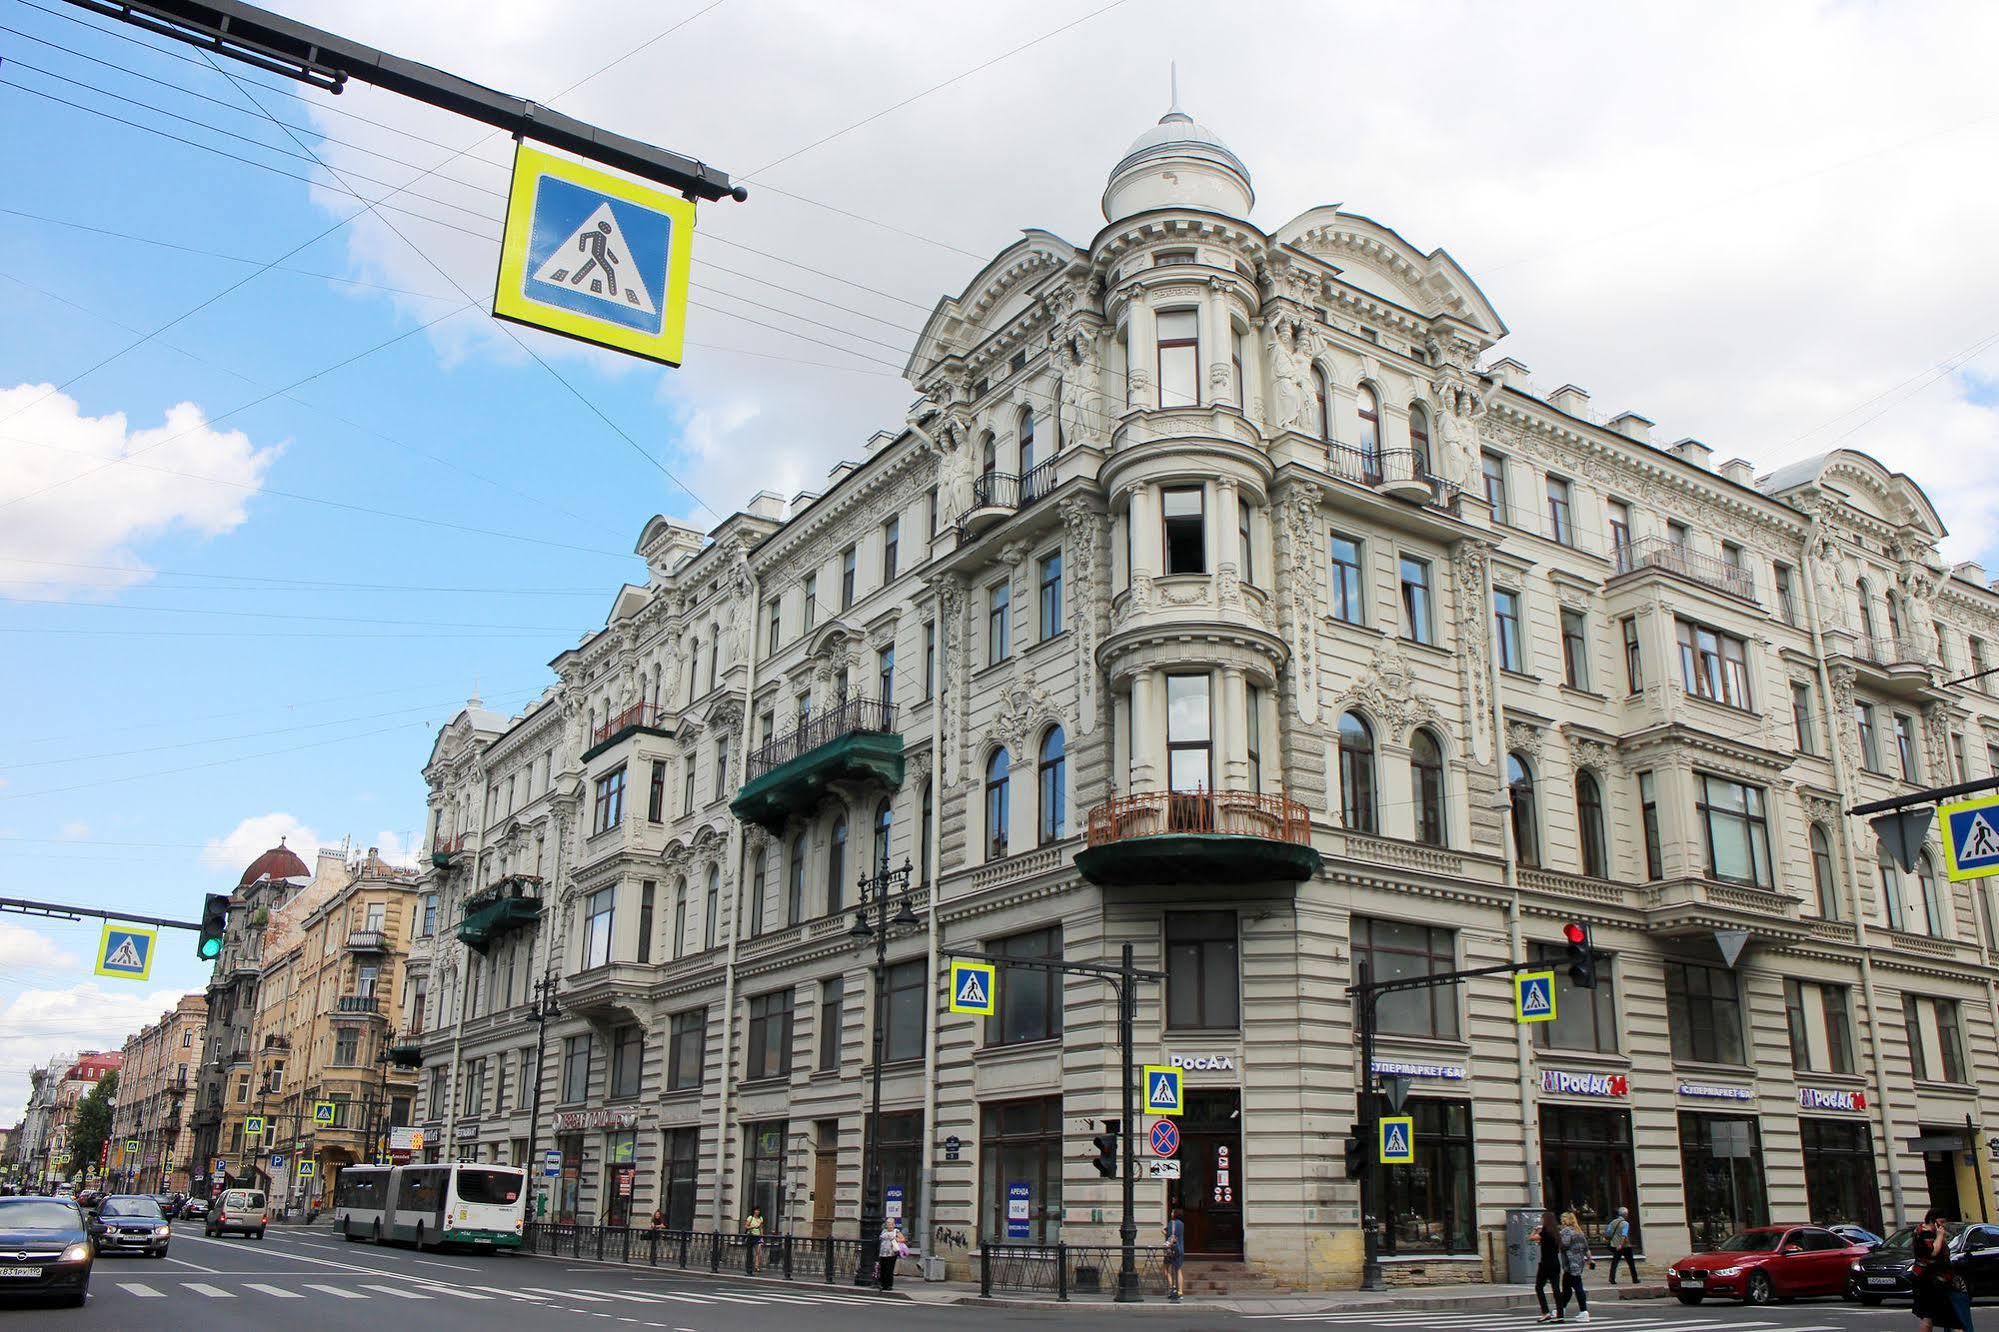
left=522, top=1223, right=880, bottom=1286
left=979, top=1242, right=1169, bottom=1300
left=744, top=696, right=898, bottom=782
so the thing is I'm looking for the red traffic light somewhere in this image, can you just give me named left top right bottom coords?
left=1563, top=921, right=1587, bottom=944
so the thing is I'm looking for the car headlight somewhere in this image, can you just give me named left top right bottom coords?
left=1713, top=1266, right=1743, bottom=1277
left=1851, top=1260, right=1865, bottom=1272
left=154, top=1225, right=172, bottom=1237
left=60, top=1242, right=92, bottom=1263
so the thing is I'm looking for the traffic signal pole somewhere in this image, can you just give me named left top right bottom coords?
left=0, top=896, right=202, bottom=932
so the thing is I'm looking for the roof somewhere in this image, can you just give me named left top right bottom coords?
left=236, top=839, right=311, bottom=887
left=1109, top=105, right=1252, bottom=188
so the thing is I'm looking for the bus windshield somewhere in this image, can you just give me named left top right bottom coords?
left=456, top=1169, right=521, bottom=1206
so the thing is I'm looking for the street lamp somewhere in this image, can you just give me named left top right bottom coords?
left=849, top=858, right=919, bottom=1287
left=521, top=968, right=560, bottom=1218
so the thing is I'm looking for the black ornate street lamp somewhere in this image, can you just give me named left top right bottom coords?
left=521, top=968, right=560, bottom=1214
left=849, top=857, right=918, bottom=1287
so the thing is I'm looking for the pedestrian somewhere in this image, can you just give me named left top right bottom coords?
left=876, top=1217, right=907, bottom=1291
left=1163, top=1206, right=1186, bottom=1302
left=1603, top=1207, right=1636, bottom=1284
left=744, top=1205, right=765, bottom=1274
left=1556, top=1210, right=1593, bottom=1324
left=1533, top=1209, right=1564, bottom=1323
left=1913, top=1210, right=1971, bottom=1332
left=649, top=1207, right=664, bottom=1232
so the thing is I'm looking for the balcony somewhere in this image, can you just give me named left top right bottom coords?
left=345, top=928, right=390, bottom=953
left=455, top=874, right=544, bottom=953
left=1326, top=443, right=1459, bottom=509
left=260, top=1035, right=289, bottom=1052
left=1843, top=634, right=1940, bottom=699
left=561, top=962, right=653, bottom=1020
left=731, top=696, right=903, bottom=835
left=1611, top=537, right=1758, bottom=603
left=430, top=832, right=468, bottom=869
left=334, top=993, right=384, bottom=1016
left=1641, top=875, right=1800, bottom=939
left=583, top=701, right=674, bottom=761
left=1075, top=789, right=1321, bottom=887
left=385, top=1030, right=426, bottom=1069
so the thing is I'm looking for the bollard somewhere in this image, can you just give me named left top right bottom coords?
left=1056, top=1242, right=1068, bottom=1303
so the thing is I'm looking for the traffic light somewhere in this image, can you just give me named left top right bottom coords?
left=1343, top=1126, right=1369, bottom=1179
left=1091, top=1119, right=1121, bottom=1178
left=1563, top=921, right=1597, bottom=990
left=196, top=893, right=230, bottom=960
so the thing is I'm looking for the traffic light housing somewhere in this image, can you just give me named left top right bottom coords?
left=196, top=893, right=230, bottom=961
left=1343, top=1126, right=1369, bottom=1179
left=1091, top=1119, right=1121, bottom=1178
left=1563, top=921, right=1597, bottom=989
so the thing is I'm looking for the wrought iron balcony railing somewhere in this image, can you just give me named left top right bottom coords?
left=592, top=701, right=671, bottom=748
left=1613, top=536, right=1758, bottom=602
left=745, top=696, right=898, bottom=784
left=1085, top=789, right=1313, bottom=848
left=1325, top=443, right=1457, bottom=507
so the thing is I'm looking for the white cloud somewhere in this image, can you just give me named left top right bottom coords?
left=0, top=386, right=283, bottom=597
left=55, top=820, right=89, bottom=842
left=200, top=813, right=322, bottom=878
left=0, top=983, right=185, bottom=1122
left=0, top=921, right=77, bottom=971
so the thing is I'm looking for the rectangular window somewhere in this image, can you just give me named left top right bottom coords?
left=1675, top=618, right=1753, bottom=709
left=1167, top=911, right=1240, bottom=1031
left=1162, top=486, right=1205, bottom=574
left=747, top=989, right=793, bottom=1080
left=883, top=959, right=926, bottom=1064
left=988, top=581, right=1011, bottom=664
left=1156, top=308, right=1200, bottom=408
left=1165, top=672, right=1212, bottom=793
left=882, top=516, right=900, bottom=583
left=923, top=622, right=936, bottom=700
left=1607, top=498, right=1632, bottom=556
left=714, top=743, right=728, bottom=799
left=667, top=1008, right=705, bottom=1091
left=1824, top=985, right=1856, bottom=1075
left=583, top=886, right=615, bottom=969
left=1665, top=961, right=1745, bottom=1065
left=1038, top=550, right=1063, bottom=640
left=592, top=766, right=626, bottom=835
left=817, top=980, right=843, bottom=1071
left=334, top=1027, right=359, bottom=1065
left=876, top=646, right=896, bottom=707
left=1792, top=682, right=1818, bottom=755
left=803, top=574, right=817, bottom=629
left=980, top=1096, right=1063, bottom=1245
left=1893, top=713, right=1920, bottom=781
left=1531, top=943, right=1617, bottom=1053
left=1330, top=532, right=1365, bottom=624
left=1952, top=733, right=1969, bottom=783
left=1546, top=475, right=1574, bottom=545
left=1618, top=616, right=1643, bottom=694
left=561, top=1034, right=591, bottom=1103
left=609, top=1023, right=642, bottom=1100
left=1937, top=999, right=1967, bottom=1083
left=1905, top=993, right=1930, bottom=1080
left=1246, top=684, right=1263, bottom=794
left=1856, top=703, right=1882, bottom=771
left=1560, top=609, right=1589, bottom=690
left=987, top=927, right=1062, bottom=1046
left=1697, top=774, right=1774, bottom=887
left=1372, top=1098, right=1477, bottom=1255
left=1239, top=504, right=1254, bottom=585
left=766, top=600, right=781, bottom=655
left=420, top=894, right=437, bottom=938
left=840, top=545, right=857, bottom=608
left=927, top=485, right=939, bottom=540
left=1399, top=555, right=1433, bottom=645
left=1773, top=563, right=1797, bottom=625
left=1352, top=918, right=1459, bottom=1039
left=1667, top=519, right=1691, bottom=549
left=647, top=760, right=666, bottom=822
left=1481, top=452, right=1508, bottom=522
left=1494, top=588, right=1523, bottom=673
left=1784, top=978, right=1810, bottom=1072
left=636, top=880, right=655, bottom=965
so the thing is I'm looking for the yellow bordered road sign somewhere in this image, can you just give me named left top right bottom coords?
left=1143, top=1065, right=1183, bottom=1116
left=297, top=1158, right=317, bottom=1180
left=94, top=923, right=155, bottom=980
left=1379, top=1115, right=1415, bottom=1165
left=244, top=1115, right=266, bottom=1139
left=312, top=1100, right=336, bottom=1126
left=493, top=143, right=696, bottom=367
left=1940, top=794, right=1999, bottom=881
left=1514, top=970, right=1557, bottom=1024
left=948, top=960, right=996, bottom=1016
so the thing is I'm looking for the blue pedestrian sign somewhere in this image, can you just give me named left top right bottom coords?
left=1940, top=794, right=1999, bottom=881
left=1005, top=1182, right=1031, bottom=1240
left=94, top=923, right=155, bottom=981
left=1143, top=1065, right=1183, bottom=1116
left=1514, top=970, right=1557, bottom=1024
left=1378, top=1116, right=1415, bottom=1165
left=948, top=959, right=997, bottom=1016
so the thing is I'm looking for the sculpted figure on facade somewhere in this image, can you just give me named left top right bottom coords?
left=1451, top=545, right=1496, bottom=763
left=1266, top=314, right=1316, bottom=435
left=1901, top=564, right=1942, bottom=662
left=1060, top=496, right=1105, bottom=733
left=1807, top=529, right=1847, bottom=630
left=1273, top=482, right=1322, bottom=723
left=1055, top=327, right=1107, bottom=451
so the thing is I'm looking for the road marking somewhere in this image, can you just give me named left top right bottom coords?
left=626, top=1291, right=719, bottom=1304
left=184, top=1282, right=235, bottom=1298
left=473, top=1284, right=546, bottom=1298
left=161, top=1252, right=223, bottom=1272
left=360, top=1283, right=431, bottom=1299
left=411, top=1255, right=481, bottom=1270
left=524, top=1285, right=614, bottom=1301
left=117, top=1282, right=166, bottom=1297
left=305, top=1283, right=366, bottom=1298
left=425, top=1285, right=493, bottom=1299
left=244, top=1282, right=303, bottom=1299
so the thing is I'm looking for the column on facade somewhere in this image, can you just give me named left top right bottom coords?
left=1200, top=280, right=1229, bottom=407
left=1130, top=671, right=1162, bottom=793
left=1216, top=478, right=1243, bottom=582
left=1127, top=295, right=1158, bottom=411
left=1379, top=733, right=1415, bottom=842
left=1127, top=486, right=1161, bottom=581
left=1216, top=665, right=1246, bottom=792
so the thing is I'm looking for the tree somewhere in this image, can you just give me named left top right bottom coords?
left=69, top=1071, right=117, bottom=1177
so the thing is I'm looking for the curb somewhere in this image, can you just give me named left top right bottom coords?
left=518, top=1246, right=917, bottom=1300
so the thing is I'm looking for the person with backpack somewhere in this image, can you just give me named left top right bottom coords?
left=1603, top=1207, right=1635, bottom=1284
left=1163, top=1206, right=1186, bottom=1302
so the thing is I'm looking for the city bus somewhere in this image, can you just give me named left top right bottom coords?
left=333, top=1163, right=526, bottom=1250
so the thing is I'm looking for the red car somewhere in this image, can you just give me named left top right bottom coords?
left=1667, top=1225, right=1872, bottom=1304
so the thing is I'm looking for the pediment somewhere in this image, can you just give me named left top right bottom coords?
left=1277, top=207, right=1506, bottom=339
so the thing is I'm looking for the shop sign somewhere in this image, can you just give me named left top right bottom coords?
left=1540, top=1070, right=1628, bottom=1098
left=1005, top=1183, right=1031, bottom=1240
left=885, top=1185, right=904, bottom=1221
left=1678, top=1081, right=1753, bottom=1102
left=453, top=1120, right=482, bottom=1142
left=1371, top=1059, right=1467, bottom=1082
left=1168, top=1053, right=1237, bottom=1072
left=1798, top=1087, right=1867, bottom=1112
left=552, top=1108, right=640, bottom=1132
left=389, top=1126, right=425, bottom=1152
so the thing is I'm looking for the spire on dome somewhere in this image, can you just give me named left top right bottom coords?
left=1102, top=74, right=1254, bottom=223
left=1164, top=61, right=1190, bottom=124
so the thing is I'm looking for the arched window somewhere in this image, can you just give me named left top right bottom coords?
left=1411, top=728, right=1446, bottom=848
left=1038, top=727, right=1067, bottom=845
left=919, top=783, right=934, bottom=885
left=1357, top=384, right=1381, bottom=473
left=708, top=622, right=720, bottom=689
left=704, top=865, right=720, bottom=950
left=1409, top=403, right=1431, bottom=476
left=827, top=815, right=848, bottom=914
left=787, top=834, right=808, bottom=926
left=1507, top=753, right=1540, bottom=868
left=1857, top=578, right=1879, bottom=641
left=1886, top=591, right=1905, bottom=645
left=980, top=432, right=997, bottom=478
left=985, top=750, right=1011, bottom=861
left=672, top=876, right=688, bottom=959
left=1337, top=712, right=1377, bottom=834
left=1018, top=409, right=1036, bottom=479
left=1876, top=837, right=1905, bottom=932
left=749, top=848, right=768, bottom=936
left=1312, top=366, right=1330, bottom=441
left=1576, top=771, right=1608, bottom=878
left=1810, top=826, right=1839, bottom=919
left=873, top=799, right=893, bottom=872
left=1916, top=853, right=1945, bottom=936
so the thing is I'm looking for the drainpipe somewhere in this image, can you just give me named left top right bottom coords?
left=917, top=591, right=945, bottom=1268
left=440, top=771, right=489, bottom=1161
left=711, top=564, right=762, bottom=1231
left=1799, top=524, right=1908, bottom=1228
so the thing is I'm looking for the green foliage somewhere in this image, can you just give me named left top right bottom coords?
left=69, top=1071, right=118, bottom=1175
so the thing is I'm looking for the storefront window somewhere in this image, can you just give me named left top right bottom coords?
left=980, top=1096, right=1063, bottom=1246
left=875, top=1111, right=923, bottom=1235
left=1374, top=1099, right=1474, bottom=1254
left=604, top=1130, right=636, bottom=1226
left=1801, top=1118, right=1881, bottom=1233
left=1679, top=1112, right=1768, bottom=1250
left=743, top=1120, right=788, bottom=1224
left=557, top=1133, right=583, bottom=1224
left=1541, top=1105, right=1638, bottom=1250
left=660, top=1126, right=699, bottom=1230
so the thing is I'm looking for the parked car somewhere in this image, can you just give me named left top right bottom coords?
left=204, top=1188, right=267, bottom=1240
left=1831, top=1224, right=1884, bottom=1249
left=0, top=1195, right=94, bottom=1307
left=87, top=1196, right=172, bottom=1259
left=1846, top=1222, right=1999, bottom=1305
left=177, top=1196, right=208, bottom=1220
left=1667, top=1225, right=1872, bottom=1304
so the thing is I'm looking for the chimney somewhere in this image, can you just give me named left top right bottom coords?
left=745, top=490, right=785, bottom=522
left=825, top=460, right=859, bottom=487
left=1607, top=411, right=1653, bottom=444
left=1486, top=357, right=1531, bottom=390
left=790, top=489, right=822, bottom=513
left=864, top=430, right=896, bottom=455
left=1718, top=458, right=1756, bottom=486
left=1547, top=384, right=1591, bottom=417
left=1953, top=560, right=1987, bottom=586
left=1669, top=437, right=1714, bottom=470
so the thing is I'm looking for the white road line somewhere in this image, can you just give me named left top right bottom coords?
left=360, top=1283, right=432, bottom=1299
left=117, top=1282, right=166, bottom=1297
left=304, top=1283, right=367, bottom=1298
left=524, top=1285, right=615, bottom=1301
left=410, top=1256, right=482, bottom=1270
left=472, top=1284, right=547, bottom=1299
left=624, top=1291, right=718, bottom=1304
left=183, top=1282, right=235, bottom=1298
left=160, top=1253, right=223, bottom=1272
left=594, top=1290, right=671, bottom=1302
left=244, top=1282, right=303, bottom=1299
left=424, top=1285, right=493, bottom=1299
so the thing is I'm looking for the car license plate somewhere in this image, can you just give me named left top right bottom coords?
left=1680, top=1278, right=1703, bottom=1287
left=0, top=1267, right=42, bottom=1278
left=1869, top=1276, right=1896, bottom=1285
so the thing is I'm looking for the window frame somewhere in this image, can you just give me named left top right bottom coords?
left=746, top=989, right=794, bottom=1081
left=1560, top=608, right=1590, bottom=691
left=1037, top=549, right=1063, bottom=641
left=1165, top=911, right=1240, bottom=1032
left=1494, top=587, right=1524, bottom=673
left=1696, top=773, right=1775, bottom=888
left=1162, top=486, right=1207, bottom=575
left=1330, top=532, right=1366, bottom=625
left=1399, top=554, right=1433, bottom=645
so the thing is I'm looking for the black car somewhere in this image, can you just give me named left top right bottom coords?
left=0, top=1195, right=94, bottom=1307
left=178, top=1196, right=208, bottom=1220
left=88, top=1196, right=172, bottom=1259
left=1847, top=1222, right=1999, bottom=1304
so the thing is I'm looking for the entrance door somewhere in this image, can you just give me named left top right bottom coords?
left=810, top=1119, right=838, bottom=1238
left=1167, top=1089, right=1243, bottom=1258
left=1924, top=1141, right=1963, bottom=1218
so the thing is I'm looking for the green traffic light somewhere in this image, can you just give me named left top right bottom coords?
left=198, top=938, right=222, bottom=960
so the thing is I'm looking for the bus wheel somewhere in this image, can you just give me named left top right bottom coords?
left=343, top=1220, right=361, bottom=1243
left=372, top=1221, right=382, bottom=1244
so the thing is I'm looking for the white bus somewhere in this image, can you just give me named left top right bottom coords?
left=334, top=1163, right=526, bottom=1250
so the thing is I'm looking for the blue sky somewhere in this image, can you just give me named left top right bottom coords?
left=4, top=0, right=1999, bottom=1119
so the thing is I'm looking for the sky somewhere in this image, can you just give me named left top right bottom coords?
left=3, top=0, right=1999, bottom=1120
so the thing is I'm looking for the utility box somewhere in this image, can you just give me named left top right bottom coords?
left=1505, top=1207, right=1544, bottom=1285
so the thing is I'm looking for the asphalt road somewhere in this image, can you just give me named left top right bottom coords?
left=1241, top=1299, right=1935, bottom=1331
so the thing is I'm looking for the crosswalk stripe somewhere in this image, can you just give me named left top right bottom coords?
left=523, top=1285, right=614, bottom=1302
left=304, top=1283, right=366, bottom=1299
left=594, top=1290, right=668, bottom=1302
left=117, top=1282, right=166, bottom=1298
left=360, top=1284, right=430, bottom=1300
left=473, top=1284, right=545, bottom=1299
left=631, top=1291, right=720, bottom=1304
left=420, top=1285, right=492, bottom=1299
left=244, top=1283, right=302, bottom=1299
left=184, top=1282, right=234, bottom=1298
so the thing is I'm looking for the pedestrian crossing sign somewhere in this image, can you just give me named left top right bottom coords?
left=1514, top=969, right=1557, bottom=1024
left=297, top=1158, right=316, bottom=1180
left=93, top=922, right=155, bottom=981
left=948, top=960, right=997, bottom=1016
left=245, top=1116, right=265, bottom=1139
left=493, top=143, right=696, bottom=368
left=312, top=1100, right=336, bottom=1126
left=1940, top=794, right=1999, bottom=881
left=1143, top=1065, right=1183, bottom=1116
left=1379, top=1115, right=1415, bottom=1165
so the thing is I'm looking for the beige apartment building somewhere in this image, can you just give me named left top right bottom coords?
left=109, top=994, right=206, bottom=1194
left=403, top=100, right=1999, bottom=1288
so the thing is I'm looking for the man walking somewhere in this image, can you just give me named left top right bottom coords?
left=1604, top=1207, right=1636, bottom=1284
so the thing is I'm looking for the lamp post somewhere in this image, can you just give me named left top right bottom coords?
left=522, top=969, right=560, bottom=1214
left=848, top=858, right=918, bottom=1287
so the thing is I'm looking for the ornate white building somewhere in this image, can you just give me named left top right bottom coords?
left=402, top=100, right=1999, bottom=1287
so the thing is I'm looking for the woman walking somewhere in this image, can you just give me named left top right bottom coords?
left=1163, top=1206, right=1186, bottom=1302
left=1533, top=1210, right=1563, bottom=1323
left=875, top=1217, right=907, bottom=1291
left=1913, top=1210, right=1971, bottom=1332
left=1556, top=1210, right=1593, bottom=1324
